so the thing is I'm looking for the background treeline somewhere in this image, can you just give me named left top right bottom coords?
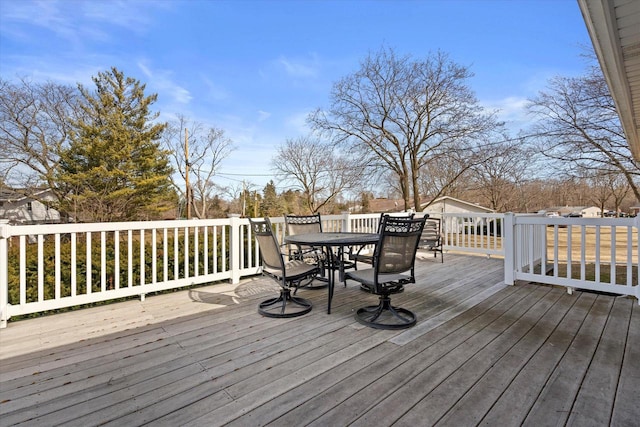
left=2, top=48, right=638, bottom=220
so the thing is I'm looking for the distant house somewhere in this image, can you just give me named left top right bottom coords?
left=420, top=196, right=494, bottom=216
left=580, top=206, right=602, bottom=218
left=543, top=206, right=602, bottom=218
left=0, top=188, right=62, bottom=224
left=420, top=196, right=495, bottom=235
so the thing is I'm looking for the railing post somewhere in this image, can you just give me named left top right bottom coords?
left=228, top=214, right=242, bottom=284
left=0, top=220, right=11, bottom=328
left=341, top=212, right=352, bottom=232
left=503, top=213, right=515, bottom=286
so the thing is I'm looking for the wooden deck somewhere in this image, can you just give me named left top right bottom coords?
left=0, top=254, right=638, bottom=426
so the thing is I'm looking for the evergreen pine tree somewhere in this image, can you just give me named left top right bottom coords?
left=58, top=67, right=175, bottom=221
left=260, top=180, right=283, bottom=217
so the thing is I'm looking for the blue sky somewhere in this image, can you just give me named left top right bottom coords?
left=0, top=0, right=593, bottom=191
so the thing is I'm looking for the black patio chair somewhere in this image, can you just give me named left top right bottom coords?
left=350, top=212, right=415, bottom=269
left=284, top=213, right=327, bottom=289
left=421, top=217, right=443, bottom=263
left=249, top=217, right=316, bottom=318
left=284, top=213, right=323, bottom=261
left=345, top=215, right=426, bottom=330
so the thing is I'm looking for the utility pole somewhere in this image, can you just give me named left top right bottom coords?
left=242, top=180, right=246, bottom=217
left=253, top=191, right=258, bottom=218
left=185, top=128, right=191, bottom=220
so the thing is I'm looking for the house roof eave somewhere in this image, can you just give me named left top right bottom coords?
left=421, top=196, right=495, bottom=213
left=578, top=0, right=640, bottom=160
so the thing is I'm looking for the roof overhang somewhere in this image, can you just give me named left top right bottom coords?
left=578, top=0, right=640, bottom=160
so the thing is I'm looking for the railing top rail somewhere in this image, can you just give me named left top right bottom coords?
left=431, top=212, right=503, bottom=218
left=513, top=216, right=637, bottom=227
left=0, top=212, right=505, bottom=237
left=7, top=218, right=235, bottom=236
left=6, top=213, right=632, bottom=238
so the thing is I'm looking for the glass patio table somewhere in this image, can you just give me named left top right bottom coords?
left=284, top=232, right=379, bottom=314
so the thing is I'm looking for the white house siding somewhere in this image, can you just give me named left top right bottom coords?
left=421, top=196, right=494, bottom=234
left=580, top=206, right=601, bottom=217
left=0, top=195, right=61, bottom=224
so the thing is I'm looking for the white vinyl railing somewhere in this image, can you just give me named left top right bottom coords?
left=0, top=213, right=384, bottom=327
left=1, top=211, right=638, bottom=327
left=434, top=212, right=505, bottom=256
left=505, top=214, right=639, bottom=302
left=0, top=216, right=261, bottom=327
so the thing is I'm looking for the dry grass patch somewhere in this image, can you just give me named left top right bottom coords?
left=546, top=226, right=638, bottom=264
left=550, top=262, right=638, bottom=285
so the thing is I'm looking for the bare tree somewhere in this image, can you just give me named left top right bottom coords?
left=0, top=77, right=81, bottom=203
left=468, top=139, right=537, bottom=212
left=0, top=160, right=17, bottom=187
left=310, top=47, right=503, bottom=210
left=164, top=115, right=234, bottom=218
left=609, top=175, right=631, bottom=215
left=419, top=148, right=475, bottom=203
left=588, top=174, right=612, bottom=217
left=271, top=135, right=367, bottom=213
left=587, top=172, right=629, bottom=216
left=222, top=180, right=258, bottom=217
left=527, top=57, right=640, bottom=201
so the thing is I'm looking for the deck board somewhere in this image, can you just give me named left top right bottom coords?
left=1, top=254, right=637, bottom=427
left=523, top=294, right=616, bottom=426
left=342, top=286, right=555, bottom=427
left=430, top=290, right=580, bottom=426
left=567, top=297, right=633, bottom=426
left=479, top=291, right=597, bottom=426
left=272, top=285, right=527, bottom=427
left=611, top=302, right=640, bottom=427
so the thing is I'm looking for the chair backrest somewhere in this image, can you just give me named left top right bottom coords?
left=285, top=213, right=322, bottom=236
left=374, top=216, right=426, bottom=275
left=376, top=212, right=415, bottom=233
left=421, top=217, right=442, bottom=246
left=249, top=217, right=285, bottom=273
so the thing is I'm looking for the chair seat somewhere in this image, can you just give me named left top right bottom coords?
left=345, top=268, right=411, bottom=288
left=351, top=251, right=373, bottom=264
left=264, top=259, right=318, bottom=282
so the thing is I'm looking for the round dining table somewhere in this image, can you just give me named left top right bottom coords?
left=284, top=232, right=379, bottom=314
